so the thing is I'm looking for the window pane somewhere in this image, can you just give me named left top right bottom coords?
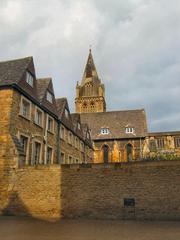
left=21, top=99, right=30, bottom=119
left=47, top=91, right=53, bottom=103
left=47, top=147, right=52, bottom=164
left=26, top=72, right=34, bottom=87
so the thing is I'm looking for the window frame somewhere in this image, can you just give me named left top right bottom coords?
left=125, top=127, right=135, bottom=134
left=46, top=91, right=53, bottom=103
left=68, top=155, right=73, bottom=164
left=47, top=115, right=54, bottom=134
left=46, top=145, right=53, bottom=164
left=64, top=108, right=69, bottom=118
left=34, top=106, right=44, bottom=127
left=19, top=96, right=31, bottom=120
left=61, top=152, right=65, bottom=164
left=100, top=128, right=109, bottom=135
left=156, top=138, right=165, bottom=149
left=31, top=139, right=42, bottom=165
left=26, top=71, right=34, bottom=87
left=18, top=132, right=30, bottom=165
left=174, top=137, right=180, bottom=148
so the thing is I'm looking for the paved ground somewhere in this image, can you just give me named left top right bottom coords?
left=0, top=216, right=180, bottom=240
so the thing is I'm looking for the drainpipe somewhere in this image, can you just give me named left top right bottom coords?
left=140, top=137, right=142, bottom=161
left=44, top=113, right=48, bottom=164
left=57, top=121, right=61, bottom=164
left=83, top=141, right=86, bottom=163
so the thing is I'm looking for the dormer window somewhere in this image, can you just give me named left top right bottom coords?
left=125, top=127, right=134, bottom=134
left=77, top=122, right=81, bottom=130
left=26, top=71, right=34, bottom=87
left=47, top=91, right=53, bottom=103
left=65, top=109, right=69, bottom=118
left=101, top=128, right=109, bottom=135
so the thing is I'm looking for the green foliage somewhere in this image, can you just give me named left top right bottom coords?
left=142, top=152, right=180, bottom=161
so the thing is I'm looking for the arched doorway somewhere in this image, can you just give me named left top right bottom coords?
left=103, top=145, right=109, bottom=163
left=126, top=143, right=133, bottom=162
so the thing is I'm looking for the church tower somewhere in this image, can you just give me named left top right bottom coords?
left=75, top=49, right=106, bottom=113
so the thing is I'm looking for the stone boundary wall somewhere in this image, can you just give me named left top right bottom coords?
left=1, top=160, right=180, bottom=220
left=61, top=160, right=180, bottom=220
left=0, top=165, right=61, bottom=220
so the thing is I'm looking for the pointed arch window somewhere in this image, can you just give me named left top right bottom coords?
left=103, top=145, right=109, bottom=163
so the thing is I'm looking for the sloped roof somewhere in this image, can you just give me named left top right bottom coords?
left=0, top=56, right=32, bottom=86
left=36, top=78, right=51, bottom=101
left=148, top=131, right=180, bottom=137
left=56, top=98, right=67, bottom=119
left=80, top=109, right=148, bottom=140
left=71, top=113, right=84, bottom=138
left=36, top=77, right=58, bottom=115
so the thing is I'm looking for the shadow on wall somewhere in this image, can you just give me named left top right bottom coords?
left=2, top=191, right=33, bottom=217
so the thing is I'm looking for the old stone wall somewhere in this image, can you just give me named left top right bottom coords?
left=61, top=160, right=180, bottom=220
left=1, top=159, right=180, bottom=221
left=0, top=165, right=61, bottom=220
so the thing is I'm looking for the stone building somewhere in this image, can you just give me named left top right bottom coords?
left=56, top=98, right=93, bottom=164
left=76, top=50, right=180, bottom=162
left=144, top=131, right=180, bottom=157
left=0, top=56, right=93, bottom=169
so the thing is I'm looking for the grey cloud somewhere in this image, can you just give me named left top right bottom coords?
left=0, top=0, right=180, bottom=132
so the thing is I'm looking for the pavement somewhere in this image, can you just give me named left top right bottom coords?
left=0, top=216, right=180, bottom=240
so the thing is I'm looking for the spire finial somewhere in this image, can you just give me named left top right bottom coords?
left=89, top=45, right=92, bottom=53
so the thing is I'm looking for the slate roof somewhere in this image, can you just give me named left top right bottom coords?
left=56, top=98, right=74, bottom=130
left=36, top=78, right=51, bottom=101
left=80, top=109, right=148, bottom=140
left=56, top=98, right=67, bottom=119
left=148, top=131, right=180, bottom=137
left=0, top=57, right=32, bottom=85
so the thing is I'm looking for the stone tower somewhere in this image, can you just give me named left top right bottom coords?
left=75, top=49, right=106, bottom=113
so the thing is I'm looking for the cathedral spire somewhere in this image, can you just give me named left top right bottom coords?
left=75, top=50, right=106, bottom=113
left=81, top=49, right=99, bottom=84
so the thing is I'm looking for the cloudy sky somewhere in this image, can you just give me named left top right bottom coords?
left=0, top=0, right=180, bottom=132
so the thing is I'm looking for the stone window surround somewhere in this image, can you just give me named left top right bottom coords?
left=156, top=138, right=165, bottom=149
left=68, top=131, right=73, bottom=145
left=46, top=145, right=53, bottom=164
left=60, top=125, right=65, bottom=140
left=47, top=115, right=54, bottom=134
left=61, top=151, right=65, bottom=163
left=68, top=155, right=73, bottom=164
left=31, top=139, right=43, bottom=165
left=19, top=95, right=32, bottom=121
left=34, top=106, right=44, bottom=128
left=75, top=137, right=79, bottom=149
left=18, top=131, right=30, bottom=165
left=174, top=137, right=180, bottom=148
